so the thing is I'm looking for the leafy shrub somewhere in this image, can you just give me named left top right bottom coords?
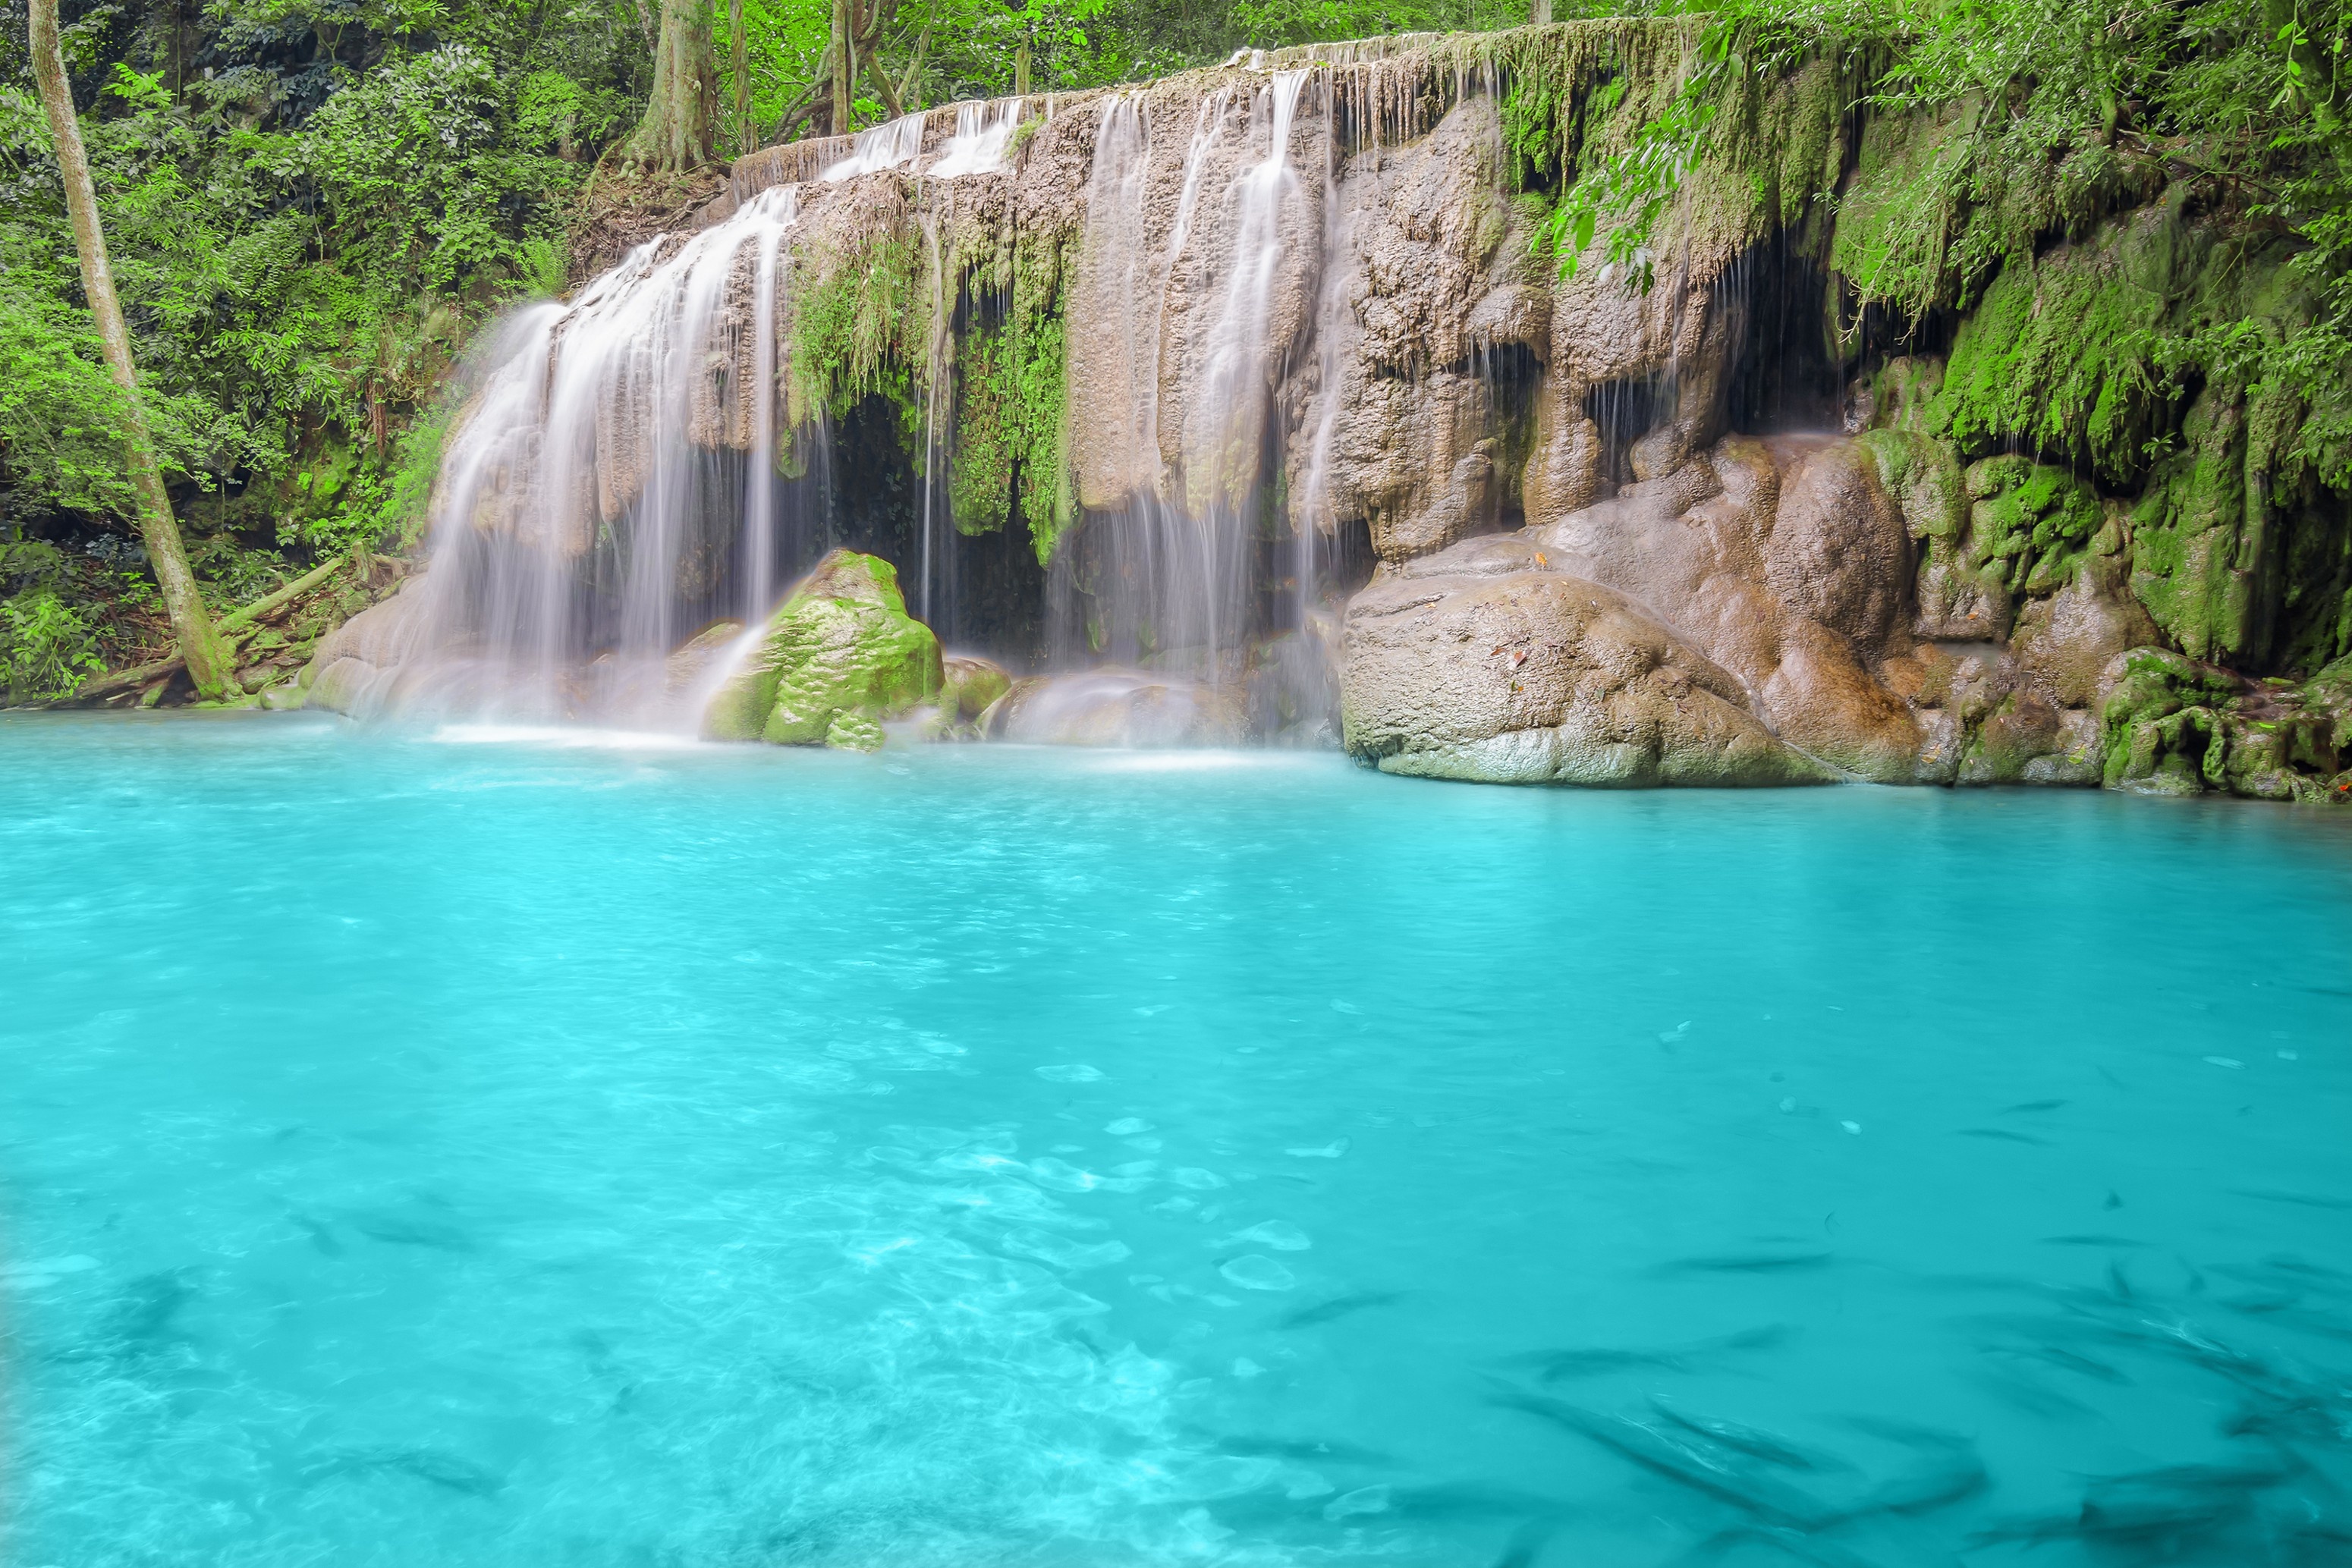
left=1, top=592, right=104, bottom=702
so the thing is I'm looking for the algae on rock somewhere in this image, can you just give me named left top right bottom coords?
left=702, top=549, right=942, bottom=749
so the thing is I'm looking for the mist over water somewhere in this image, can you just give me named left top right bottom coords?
left=3, top=712, right=2350, bottom=1565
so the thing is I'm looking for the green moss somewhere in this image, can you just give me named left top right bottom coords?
left=2098, top=647, right=2237, bottom=791
left=1858, top=428, right=1964, bottom=543
left=1496, top=20, right=1850, bottom=284
left=788, top=231, right=924, bottom=428
left=2128, top=385, right=2253, bottom=664
left=948, top=303, right=1066, bottom=555
left=1932, top=231, right=2169, bottom=488
left=1962, top=456, right=2102, bottom=594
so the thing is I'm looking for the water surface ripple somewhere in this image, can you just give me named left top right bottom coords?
left=3, top=713, right=2350, bottom=1566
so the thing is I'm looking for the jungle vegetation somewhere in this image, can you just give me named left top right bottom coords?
left=0, top=0, right=2344, bottom=698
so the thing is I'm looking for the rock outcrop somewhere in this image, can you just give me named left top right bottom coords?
left=1342, top=558, right=1830, bottom=785
left=703, top=550, right=942, bottom=749
left=350, top=24, right=2346, bottom=800
left=303, top=581, right=433, bottom=718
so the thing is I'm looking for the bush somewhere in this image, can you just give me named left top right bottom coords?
left=1, top=592, right=104, bottom=702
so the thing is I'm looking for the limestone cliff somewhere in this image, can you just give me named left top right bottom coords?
left=350, top=22, right=2349, bottom=801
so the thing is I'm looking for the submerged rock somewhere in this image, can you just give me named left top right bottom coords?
left=702, top=551, right=942, bottom=749
left=1245, top=622, right=1344, bottom=746
left=1341, top=565, right=1832, bottom=787
left=981, top=670, right=1245, bottom=746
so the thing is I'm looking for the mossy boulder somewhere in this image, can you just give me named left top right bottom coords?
left=701, top=550, right=942, bottom=750
left=2098, top=648, right=2237, bottom=793
left=2096, top=647, right=2352, bottom=799
left=1858, top=426, right=1989, bottom=638
left=1854, top=356, right=1946, bottom=437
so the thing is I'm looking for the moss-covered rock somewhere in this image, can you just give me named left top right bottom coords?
left=1856, top=356, right=1947, bottom=437
left=1857, top=426, right=1994, bottom=638
left=2011, top=545, right=2159, bottom=707
left=2128, top=384, right=2261, bottom=665
left=701, top=550, right=942, bottom=749
left=1958, top=688, right=2099, bottom=787
left=2098, top=648, right=2237, bottom=792
left=2094, top=646, right=2352, bottom=799
left=1964, top=456, right=2104, bottom=598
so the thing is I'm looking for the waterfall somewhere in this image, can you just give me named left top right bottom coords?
left=406, top=184, right=810, bottom=724
left=929, top=97, right=1026, bottom=179
left=344, top=34, right=1762, bottom=742
left=822, top=113, right=926, bottom=181
left=1057, top=71, right=1320, bottom=680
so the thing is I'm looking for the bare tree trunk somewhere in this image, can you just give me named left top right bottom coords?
left=831, top=0, right=855, bottom=136
left=1013, top=33, right=1030, bottom=96
left=728, top=0, right=748, bottom=154
left=1533, top=0, right=1552, bottom=22
left=30, top=0, right=233, bottom=699
left=621, top=0, right=717, bottom=170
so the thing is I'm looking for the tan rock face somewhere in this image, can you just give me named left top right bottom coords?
left=1284, top=98, right=1545, bottom=564
left=303, top=582, right=438, bottom=717
left=1510, top=435, right=1926, bottom=780
left=1763, top=438, right=1913, bottom=655
left=1341, top=564, right=1832, bottom=786
left=2011, top=553, right=2161, bottom=709
left=1287, top=96, right=1751, bottom=570
left=1066, top=80, right=1325, bottom=518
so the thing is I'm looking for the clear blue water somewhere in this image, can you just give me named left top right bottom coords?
left=4, top=712, right=2350, bottom=1567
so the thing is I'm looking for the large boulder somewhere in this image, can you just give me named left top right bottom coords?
left=1519, top=435, right=1927, bottom=781
left=303, top=580, right=435, bottom=717
left=701, top=550, right=941, bottom=750
left=981, top=670, right=1245, bottom=746
left=1341, top=564, right=1832, bottom=787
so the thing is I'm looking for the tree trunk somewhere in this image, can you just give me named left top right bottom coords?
left=831, top=0, right=854, bottom=137
left=1014, top=33, right=1030, bottom=96
left=728, top=0, right=748, bottom=154
left=29, top=0, right=233, bottom=699
left=621, top=0, right=717, bottom=171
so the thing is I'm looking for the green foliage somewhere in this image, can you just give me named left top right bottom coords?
left=1932, top=220, right=2171, bottom=487
left=1516, top=0, right=2352, bottom=496
left=950, top=302, right=1067, bottom=559
left=0, top=272, right=137, bottom=518
left=292, top=46, right=571, bottom=289
left=788, top=231, right=922, bottom=423
left=1, top=590, right=104, bottom=700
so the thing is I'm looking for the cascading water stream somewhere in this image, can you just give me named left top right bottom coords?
left=822, top=113, right=926, bottom=180
left=407, top=184, right=810, bottom=725
left=928, top=97, right=1025, bottom=179
left=1057, top=71, right=1319, bottom=681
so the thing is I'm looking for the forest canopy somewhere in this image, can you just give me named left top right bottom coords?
left=1, top=0, right=2346, bottom=693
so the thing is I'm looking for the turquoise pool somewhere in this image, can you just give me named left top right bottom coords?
left=3, top=713, right=2349, bottom=1566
